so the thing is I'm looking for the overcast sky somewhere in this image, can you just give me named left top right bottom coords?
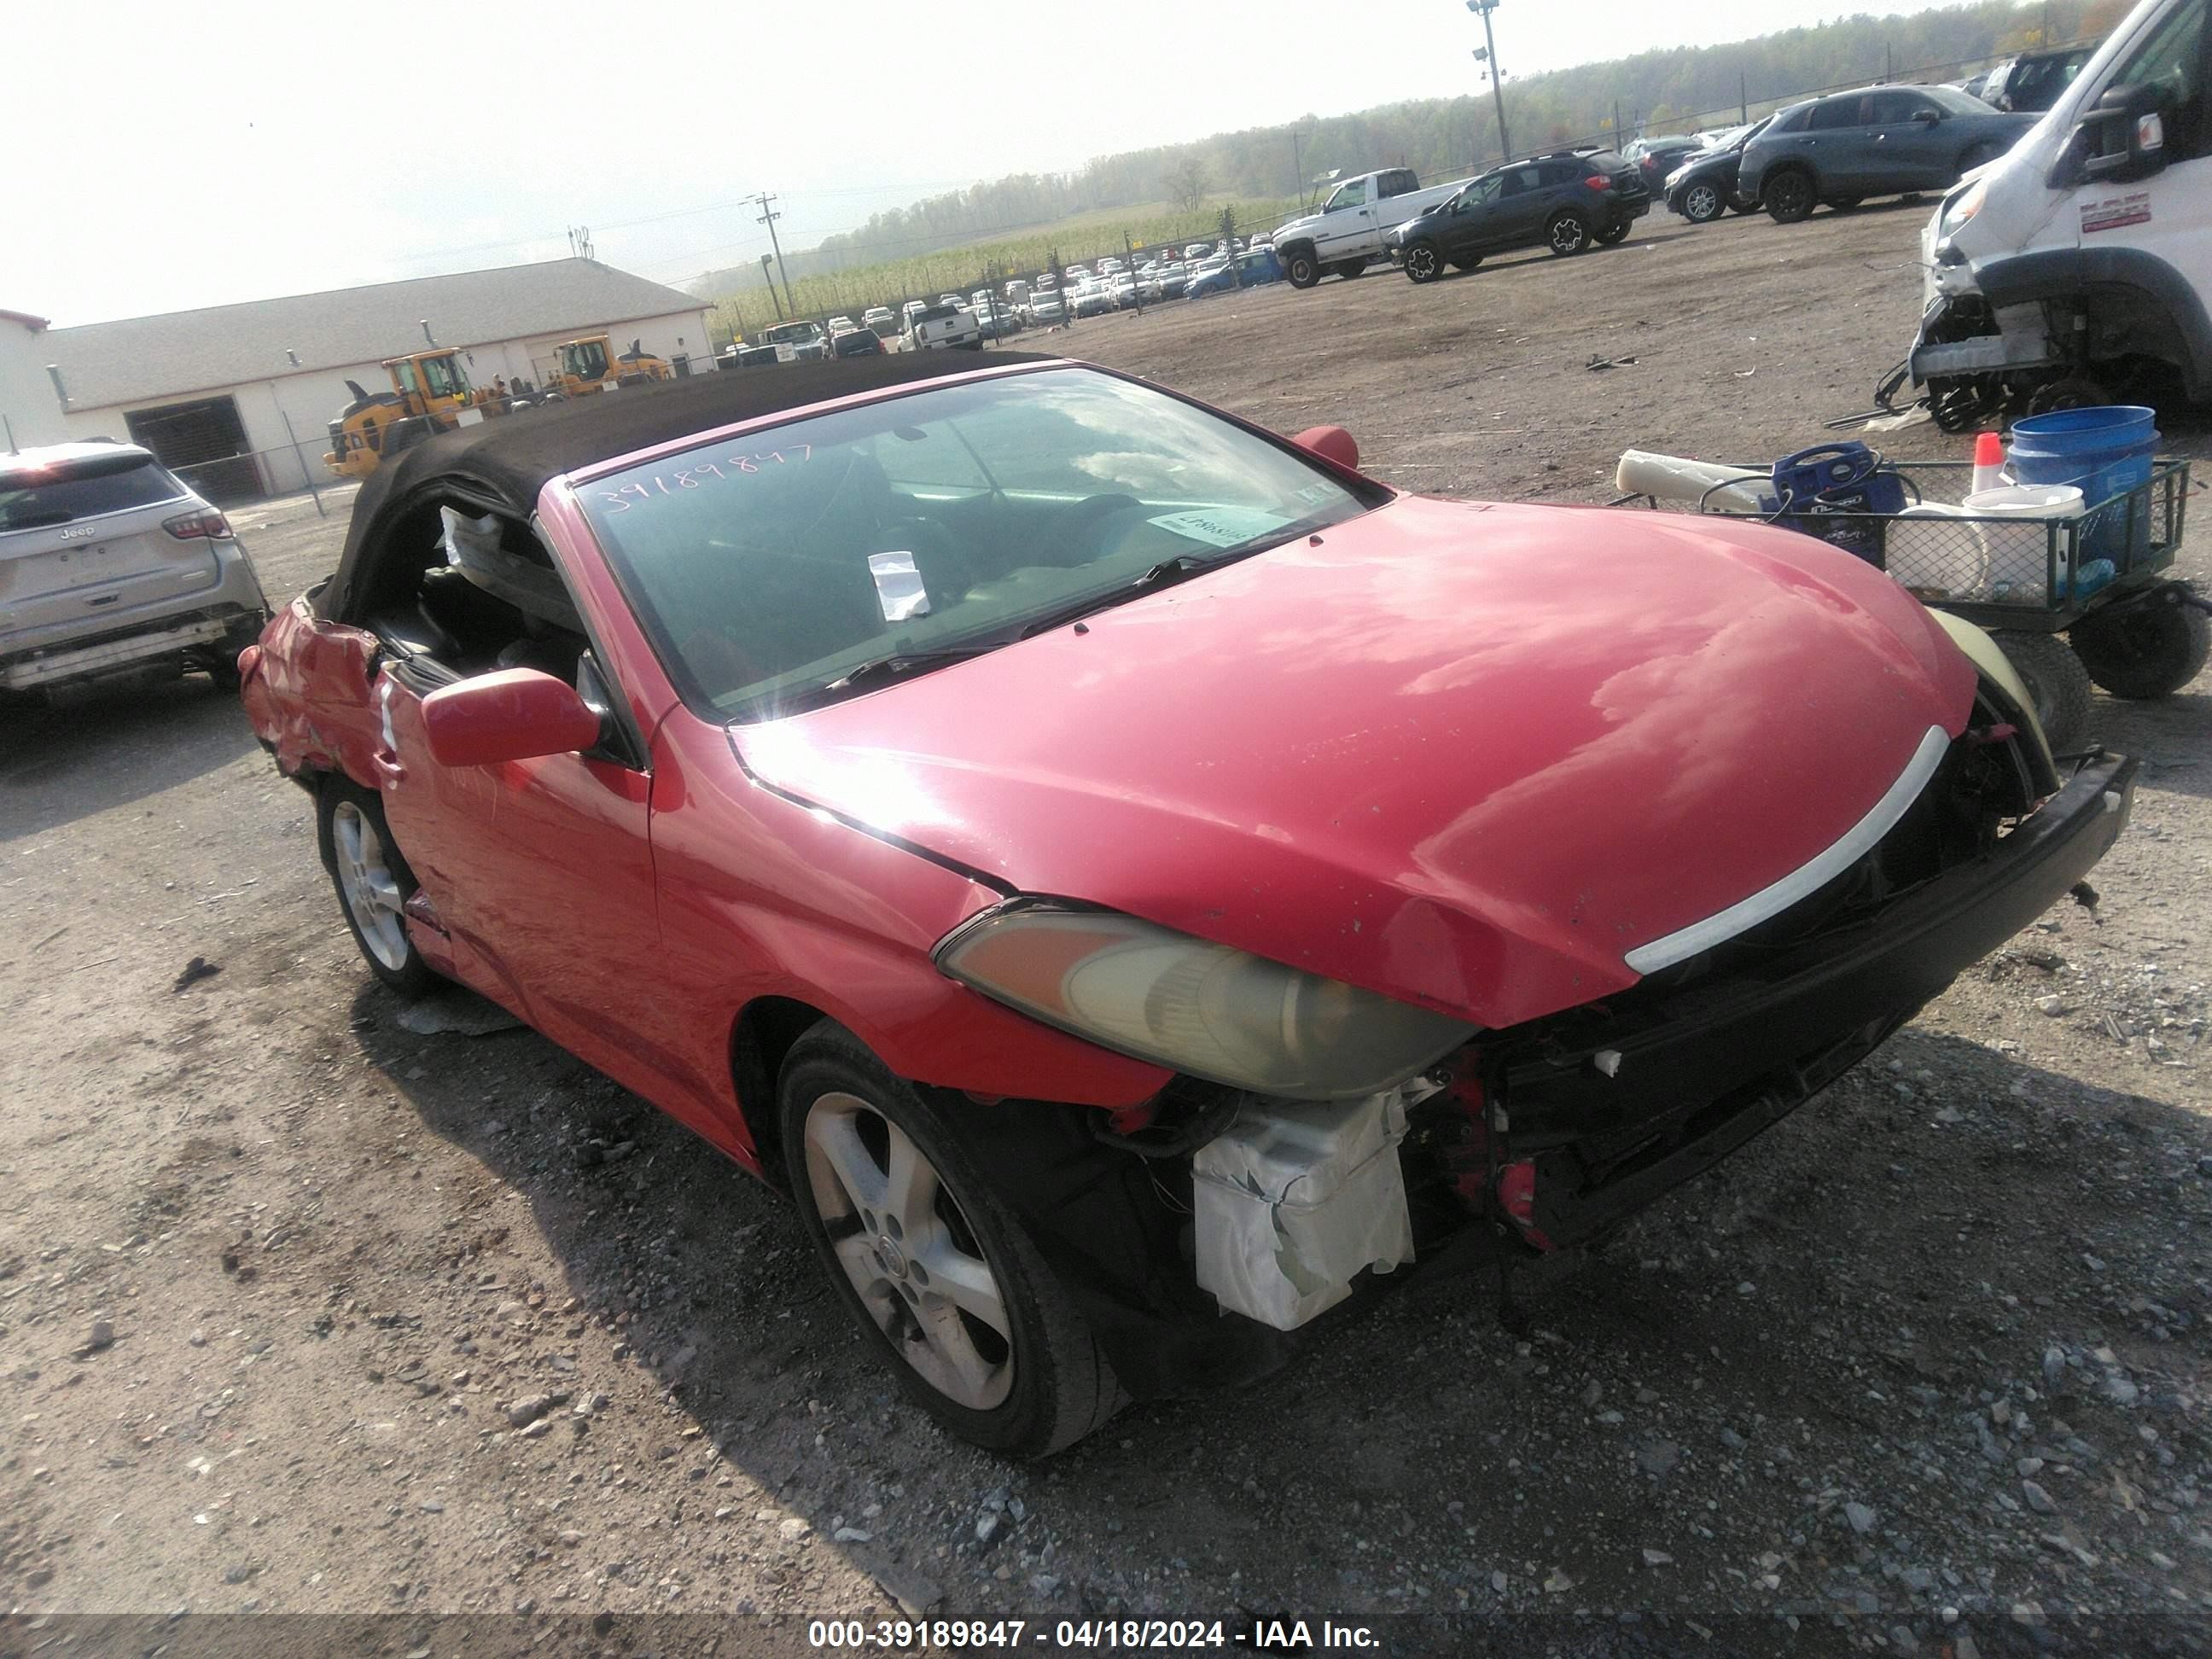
left=9, top=0, right=1988, bottom=325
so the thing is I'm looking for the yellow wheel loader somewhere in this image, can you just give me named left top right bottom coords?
left=323, top=349, right=506, bottom=480
left=538, top=335, right=676, bottom=399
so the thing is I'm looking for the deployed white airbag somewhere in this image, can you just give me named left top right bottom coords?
left=1192, top=1091, right=1415, bottom=1331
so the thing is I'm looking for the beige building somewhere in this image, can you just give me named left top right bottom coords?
left=1, top=310, right=70, bottom=451
left=39, top=260, right=713, bottom=501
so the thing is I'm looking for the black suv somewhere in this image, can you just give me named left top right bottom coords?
left=1985, top=42, right=2102, bottom=112
left=1388, top=152, right=1649, bottom=281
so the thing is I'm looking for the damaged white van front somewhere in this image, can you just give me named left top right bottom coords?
left=1908, top=0, right=2209, bottom=428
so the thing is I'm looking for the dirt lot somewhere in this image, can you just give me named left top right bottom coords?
left=4, top=203, right=2210, bottom=1658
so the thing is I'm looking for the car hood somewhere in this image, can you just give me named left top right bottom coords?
left=731, top=496, right=1976, bottom=1030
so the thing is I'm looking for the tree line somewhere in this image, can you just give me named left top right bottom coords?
left=691, top=0, right=2131, bottom=324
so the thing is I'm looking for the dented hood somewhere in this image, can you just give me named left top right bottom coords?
left=731, top=496, right=1976, bottom=1029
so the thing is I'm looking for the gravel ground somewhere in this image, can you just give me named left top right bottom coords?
left=3, top=201, right=2209, bottom=1658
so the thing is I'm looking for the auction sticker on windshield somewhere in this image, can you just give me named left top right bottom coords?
left=1148, top=507, right=1289, bottom=547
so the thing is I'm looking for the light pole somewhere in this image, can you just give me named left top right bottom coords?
left=1467, top=0, right=1511, bottom=165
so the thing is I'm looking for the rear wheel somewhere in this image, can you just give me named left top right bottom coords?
left=1402, top=241, right=1444, bottom=283
left=1282, top=247, right=1320, bottom=289
left=1681, top=183, right=1725, bottom=223
left=1764, top=168, right=1817, bottom=224
left=2069, top=596, right=2211, bottom=700
left=317, top=778, right=435, bottom=995
left=1451, top=254, right=1485, bottom=271
left=1546, top=212, right=1591, bottom=256
left=1331, top=259, right=1367, bottom=280
left=779, top=1023, right=1123, bottom=1457
left=1825, top=195, right=1865, bottom=212
left=1593, top=218, right=1630, bottom=245
left=2028, top=375, right=2113, bottom=415
left=1995, top=631, right=2096, bottom=752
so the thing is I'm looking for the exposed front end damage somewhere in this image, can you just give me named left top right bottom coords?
left=969, top=710, right=2134, bottom=1400
left=1909, top=241, right=2212, bottom=429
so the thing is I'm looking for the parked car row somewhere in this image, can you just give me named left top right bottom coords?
left=1651, top=51, right=2100, bottom=230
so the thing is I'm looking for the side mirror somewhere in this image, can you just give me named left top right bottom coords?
left=1915, top=108, right=1942, bottom=125
left=1294, top=425, right=1360, bottom=472
left=2077, top=80, right=2172, bottom=183
left=421, top=668, right=605, bottom=768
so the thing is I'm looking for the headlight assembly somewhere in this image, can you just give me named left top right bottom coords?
left=934, top=902, right=1477, bottom=1100
left=1939, top=177, right=1988, bottom=238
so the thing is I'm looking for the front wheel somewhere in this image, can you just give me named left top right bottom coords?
left=318, top=777, right=436, bottom=995
left=780, top=1024, right=1124, bottom=1457
left=1402, top=241, right=1444, bottom=283
left=2069, top=597, right=2211, bottom=700
left=1681, top=183, right=1725, bottom=223
left=1282, top=247, right=1320, bottom=289
left=1764, top=169, right=1816, bottom=224
left=1546, top=212, right=1591, bottom=256
left=1994, top=631, right=2095, bottom=753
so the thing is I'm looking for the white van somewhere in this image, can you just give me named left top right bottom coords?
left=1909, top=0, right=2209, bottom=416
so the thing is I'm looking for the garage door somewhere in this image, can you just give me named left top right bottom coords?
left=123, top=396, right=265, bottom=504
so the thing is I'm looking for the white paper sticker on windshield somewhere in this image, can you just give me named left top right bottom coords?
left=867, top=551, right=932, bottom=622
left=1146, top=507, right=1290, bottom=548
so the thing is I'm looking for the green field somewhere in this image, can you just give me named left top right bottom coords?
left=701, top=195, right=1299, bottom=345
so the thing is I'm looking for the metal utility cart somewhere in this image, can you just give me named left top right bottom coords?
left=1623, top=456, right=2202, bottom=753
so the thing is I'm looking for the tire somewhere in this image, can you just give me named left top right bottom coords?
left=1825, top=195, right=1865, bottom=212
left=1680, top=183, right=1725, bottom=224
left=1450, top=255, right=1484, bottom=271
left=2069, top=597, right=2211, bottom=700
left=1728, top=195, right=1758, bottom=215
left=317, top=777, right=436, bottom=995
left=1545, top=212, right=1591, bottom=256
left=1593, top=218, right=1630, bottom=245
left=1282, top=247, right=1320, bottom=289
left=1331, top=259, right=1368, bottom=280
left=1402, top=241, right=1444, bottom=284
left=1764, top=168, right=1817, bottom=224
left=1994, top=631, right=2096, bottom=753
left=778, top=1023, right=1123, bottom=1458
left=2027, top=375, right=2113, bottom=415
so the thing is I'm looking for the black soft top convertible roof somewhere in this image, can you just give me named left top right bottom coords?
left=320, top=349, right=1059, bottom=622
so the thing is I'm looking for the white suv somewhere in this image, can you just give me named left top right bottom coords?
left=1, top=440, right=270, bottom=701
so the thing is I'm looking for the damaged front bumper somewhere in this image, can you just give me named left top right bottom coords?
left=1498, top=749, right=2135, bottom=1248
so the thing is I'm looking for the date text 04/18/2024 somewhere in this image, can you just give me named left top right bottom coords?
left=804, top=1619, right=1381, bottom=1650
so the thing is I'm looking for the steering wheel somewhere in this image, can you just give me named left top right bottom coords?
left=1060, top=492, right=1153, bottom=563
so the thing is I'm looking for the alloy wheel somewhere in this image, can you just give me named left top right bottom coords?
left=331, top=800, right=410, bottom=972
left=1549, top=214, right=1588, bottom=255
left=802, top=1091, right=1016, bottom=1411
left=1685, top=183, right=1720, bottom=222
left=1405, top=243, right=1441, bottom=282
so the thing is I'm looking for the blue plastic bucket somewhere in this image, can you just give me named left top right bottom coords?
left=2007, top=405, right=2160, bottom=563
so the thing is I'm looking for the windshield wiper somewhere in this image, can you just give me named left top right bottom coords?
left=1016, top=554, right=1218, bottom=639
left=1018, top=516, right=1344, bottom=638
left=821, top=646, right=990, bottom=694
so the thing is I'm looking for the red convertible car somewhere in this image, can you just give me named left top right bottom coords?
left=242, top=352, right=2133, bottom=1455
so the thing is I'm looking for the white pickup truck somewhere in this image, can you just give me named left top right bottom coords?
left=1271, top=166, right=1477, bottom=289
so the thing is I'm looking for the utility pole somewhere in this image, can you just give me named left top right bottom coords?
left=1291, top=127, right=1303, bottom=202
left=760, top=253, right=784, bottom=323
left=1740, top=72, right=1749, bottom=125
left=1467, top=0, right=1511, bottom=164
left=749, top=192, right=796, bottom=321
